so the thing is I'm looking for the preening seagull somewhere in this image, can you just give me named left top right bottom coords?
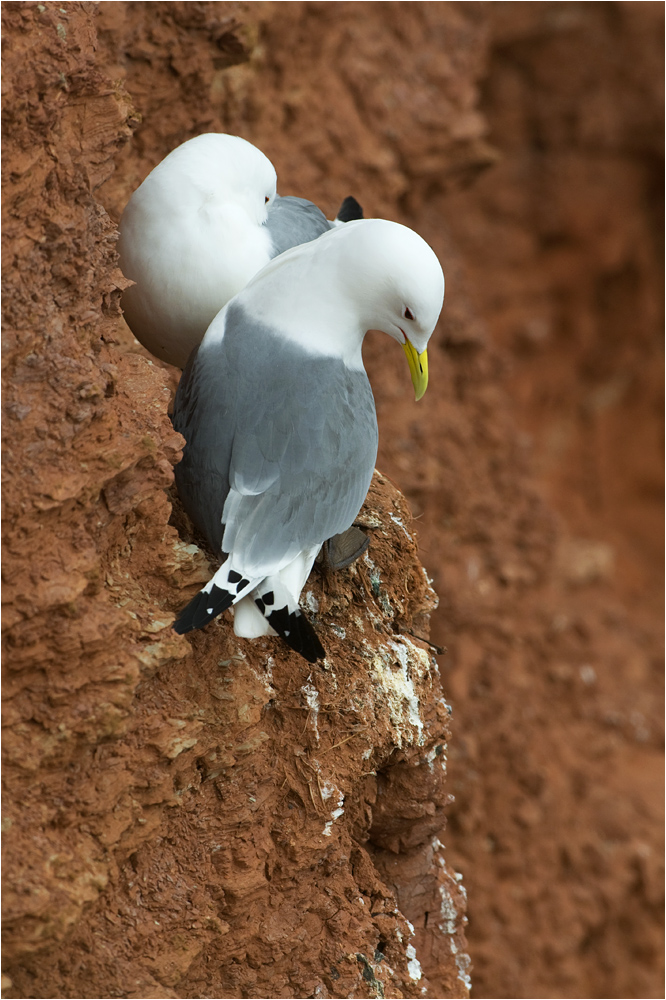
left=171, top=219, right=445, bottom=663
left=118, top=133, right=363, bottom=369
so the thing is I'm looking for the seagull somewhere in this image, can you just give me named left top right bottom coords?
left=118, top=133, right=363, bottom=369
left=171, top=219, right=445, bottom=662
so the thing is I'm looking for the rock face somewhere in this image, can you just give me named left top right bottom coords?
left=2, top=3, right=662, bottom=1000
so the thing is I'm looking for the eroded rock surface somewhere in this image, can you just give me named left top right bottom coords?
left=2, top=3, right=663, bottom=999
left=2, top=3, right=469, bottom=997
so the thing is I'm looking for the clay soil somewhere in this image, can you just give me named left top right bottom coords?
left=2, top=3, right=663, bottom=999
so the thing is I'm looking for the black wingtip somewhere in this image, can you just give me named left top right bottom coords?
left=173, top=585, right=234, bottom=634
left=336, top=195, right=364, bottom=223
left=263, top=604, right=326, bottom=663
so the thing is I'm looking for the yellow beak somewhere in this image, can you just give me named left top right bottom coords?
left=402, top=339, right=429, bottom=401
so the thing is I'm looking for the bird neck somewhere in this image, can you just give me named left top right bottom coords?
left=237, top=253, right=368, bottom=370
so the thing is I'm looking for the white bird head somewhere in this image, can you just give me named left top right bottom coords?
left=336, top=218, right=444, bottom=339
left=336, top=219, right=445, bottom=399
left=147, top=133, right=278, bottom=225
left=233, top=218, right=445, bottom=399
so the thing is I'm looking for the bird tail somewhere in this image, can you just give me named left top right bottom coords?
left=335, top=195, right=364, bottom=223
left=253, top=579, right=325, bottom=663
left=174, top=559, right=326, bottom=664
left=173, top=560, right=255, bottom=634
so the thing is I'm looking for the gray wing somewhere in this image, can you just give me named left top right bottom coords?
left=266, top=195, right=332, bottom=257
left=172, top=304, right=378, bottom=576
left=172, top=339, right=235, bottom=552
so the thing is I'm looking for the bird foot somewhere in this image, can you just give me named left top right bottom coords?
left=324, top=526, right=370, bottom=570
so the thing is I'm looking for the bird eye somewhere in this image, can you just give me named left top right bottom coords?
left=265, top=195, right=270, bottom=204
left=404, top=307, right=415, bottom=321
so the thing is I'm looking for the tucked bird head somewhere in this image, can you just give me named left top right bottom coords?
left=145, top=133, right=278, bottom=225
left=339, top=219, right=444, bottom=349
left=338, top=219, right=444, bottom=399
left=233, top=218, right=445, bottom=400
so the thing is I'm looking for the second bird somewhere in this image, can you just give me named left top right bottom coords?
left=118, top=132, right=362, bottom=369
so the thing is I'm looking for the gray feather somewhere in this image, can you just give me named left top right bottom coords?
left=266, top=195, right=332, bottom=256
left=172, top=303, right=378, bottom=575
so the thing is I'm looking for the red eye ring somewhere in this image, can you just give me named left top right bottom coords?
left=404, top=307, right=415, bottom=321
left=265, top=196, right=270, bottom=204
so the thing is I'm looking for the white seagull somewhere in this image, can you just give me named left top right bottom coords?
left=171, top=219, right=445, bottom=662
left=118, top=132, right=362, bottom=369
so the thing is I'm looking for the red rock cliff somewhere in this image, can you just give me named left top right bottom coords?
left=2, top=3, right=663, bottom=999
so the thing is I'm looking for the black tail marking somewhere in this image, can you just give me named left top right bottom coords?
left=173, top=584, right=234, bottom=634
left=226, top=569, right=250, bottom=594
left=260, top=602, right=326, bottom=663
left=336, top=195, right=364, bottom=223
